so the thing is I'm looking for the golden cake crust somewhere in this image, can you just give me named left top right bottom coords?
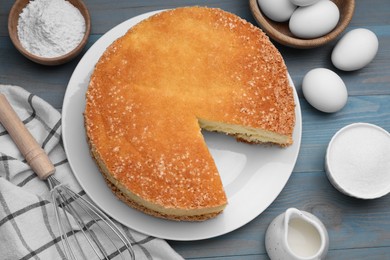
left=84, top=7, right=295, bottom=221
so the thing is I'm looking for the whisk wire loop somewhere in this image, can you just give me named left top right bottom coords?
left=56, top=183, right=105, bottom=259
left=48, top=176, right=135, bottom=260
left=68, top=189, right=131, bottom=260
left=51, top=187, right=78, bottom=260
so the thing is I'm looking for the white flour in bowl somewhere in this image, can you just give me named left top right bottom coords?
left=17, top=0, right=86, bottom=58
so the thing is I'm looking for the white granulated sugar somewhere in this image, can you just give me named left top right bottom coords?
left=17, top=0, right=86, bottom=58
left=329, top=124, right=390, bottom=198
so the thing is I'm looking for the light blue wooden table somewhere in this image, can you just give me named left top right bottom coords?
left=1, top=0, right=390, bottom=259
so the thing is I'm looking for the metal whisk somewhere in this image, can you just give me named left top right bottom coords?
left=0, top=94, right=135, bottom=260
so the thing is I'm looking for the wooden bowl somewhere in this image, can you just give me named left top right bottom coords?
left=249, top=0, right=355, bottom=49
left=8, top=0, right=91, bottom=65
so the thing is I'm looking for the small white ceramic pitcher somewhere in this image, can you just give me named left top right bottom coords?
left=265, top=208, right=329, bottom=260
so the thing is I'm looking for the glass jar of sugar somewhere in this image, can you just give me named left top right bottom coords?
left=325, top=123, right=390, bottom=199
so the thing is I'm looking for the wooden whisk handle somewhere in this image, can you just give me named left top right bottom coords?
left=0, top=94, right=55, bottom=180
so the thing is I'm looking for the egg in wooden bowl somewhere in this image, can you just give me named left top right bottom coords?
left=249, top=0, right=355, bottom=48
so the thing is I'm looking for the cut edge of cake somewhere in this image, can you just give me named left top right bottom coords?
left=198, top=118, right=293, bottom=147
left=89, top=143, right=227, bottom=221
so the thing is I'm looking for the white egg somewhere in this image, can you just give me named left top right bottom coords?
left=289, top=1, right=340, bottom=38
left=302, top=68, right=348, bottom=113
left=258, top=0, right=297, bottom=22
left=289, top=0, right=321, bottom=7
left=331, top=28, right=379, bottom=71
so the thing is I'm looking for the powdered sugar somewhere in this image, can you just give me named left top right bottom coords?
left=17, top=0, right=85, bottom=58
left=327, top=123, right=390, bottom=198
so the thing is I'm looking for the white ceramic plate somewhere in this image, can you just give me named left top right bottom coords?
left=62, top=10, right=302, bottom=241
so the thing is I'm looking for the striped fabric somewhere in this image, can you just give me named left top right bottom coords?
left=0, top=85, right=183, bottom=260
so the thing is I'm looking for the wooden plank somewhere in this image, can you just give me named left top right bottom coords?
left=1, top=1, right=14, bottom=36
left=0, top=0, right=254, bottom=36
left=76, top=0, right=255, bottom=35
left=326, top=247, right=390, bottom=260
left=0, top=35, right=99, bottom=108
left=169, top=171, right=390, bottom=259
left=172, top=247, right=390, bottom=260
left=280, top=30, right=390, bottom=97
left=295, top=94, right=390, bottom=173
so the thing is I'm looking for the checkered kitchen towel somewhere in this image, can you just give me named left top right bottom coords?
left=0, top=85, right=184, bottom=260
